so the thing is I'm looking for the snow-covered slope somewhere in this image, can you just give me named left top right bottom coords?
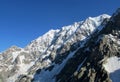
left=27, top=14, right=110, bottom=82
left=103, top=56, right=120, bottom=82
left=0, top=14, right=111, bottom=82
left=26, top=14, right=110, bottom=55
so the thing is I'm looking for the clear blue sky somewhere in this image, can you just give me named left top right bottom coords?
left=0, top=0, right=120, bottom=52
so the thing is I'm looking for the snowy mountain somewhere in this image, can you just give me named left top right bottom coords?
left=1, top=8, right=120, bottom=82
left=55, top=9, right=120, bottom=82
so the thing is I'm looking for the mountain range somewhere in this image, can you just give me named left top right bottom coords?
left=0, top=8, right=120, bottom=82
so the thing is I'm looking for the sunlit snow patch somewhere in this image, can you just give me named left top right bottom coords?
left=103, top=56, right=120, bottom=82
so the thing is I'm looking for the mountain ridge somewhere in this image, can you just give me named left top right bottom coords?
left=55, top=8, right=120, bottom=82
left=0, top=14, right=111, bottom=82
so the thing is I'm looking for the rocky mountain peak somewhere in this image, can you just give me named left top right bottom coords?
left=9, top=45, right=21, bottom=50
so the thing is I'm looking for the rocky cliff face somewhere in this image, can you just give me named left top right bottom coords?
left=56, top=8, right=120, bottom=82
left=1, top=9, right=118, bottom=82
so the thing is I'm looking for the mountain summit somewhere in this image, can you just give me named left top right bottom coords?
left=0, top=8, right=120, bottom=82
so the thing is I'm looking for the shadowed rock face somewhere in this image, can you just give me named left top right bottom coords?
left=56, top=8, right=120, bottom=82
